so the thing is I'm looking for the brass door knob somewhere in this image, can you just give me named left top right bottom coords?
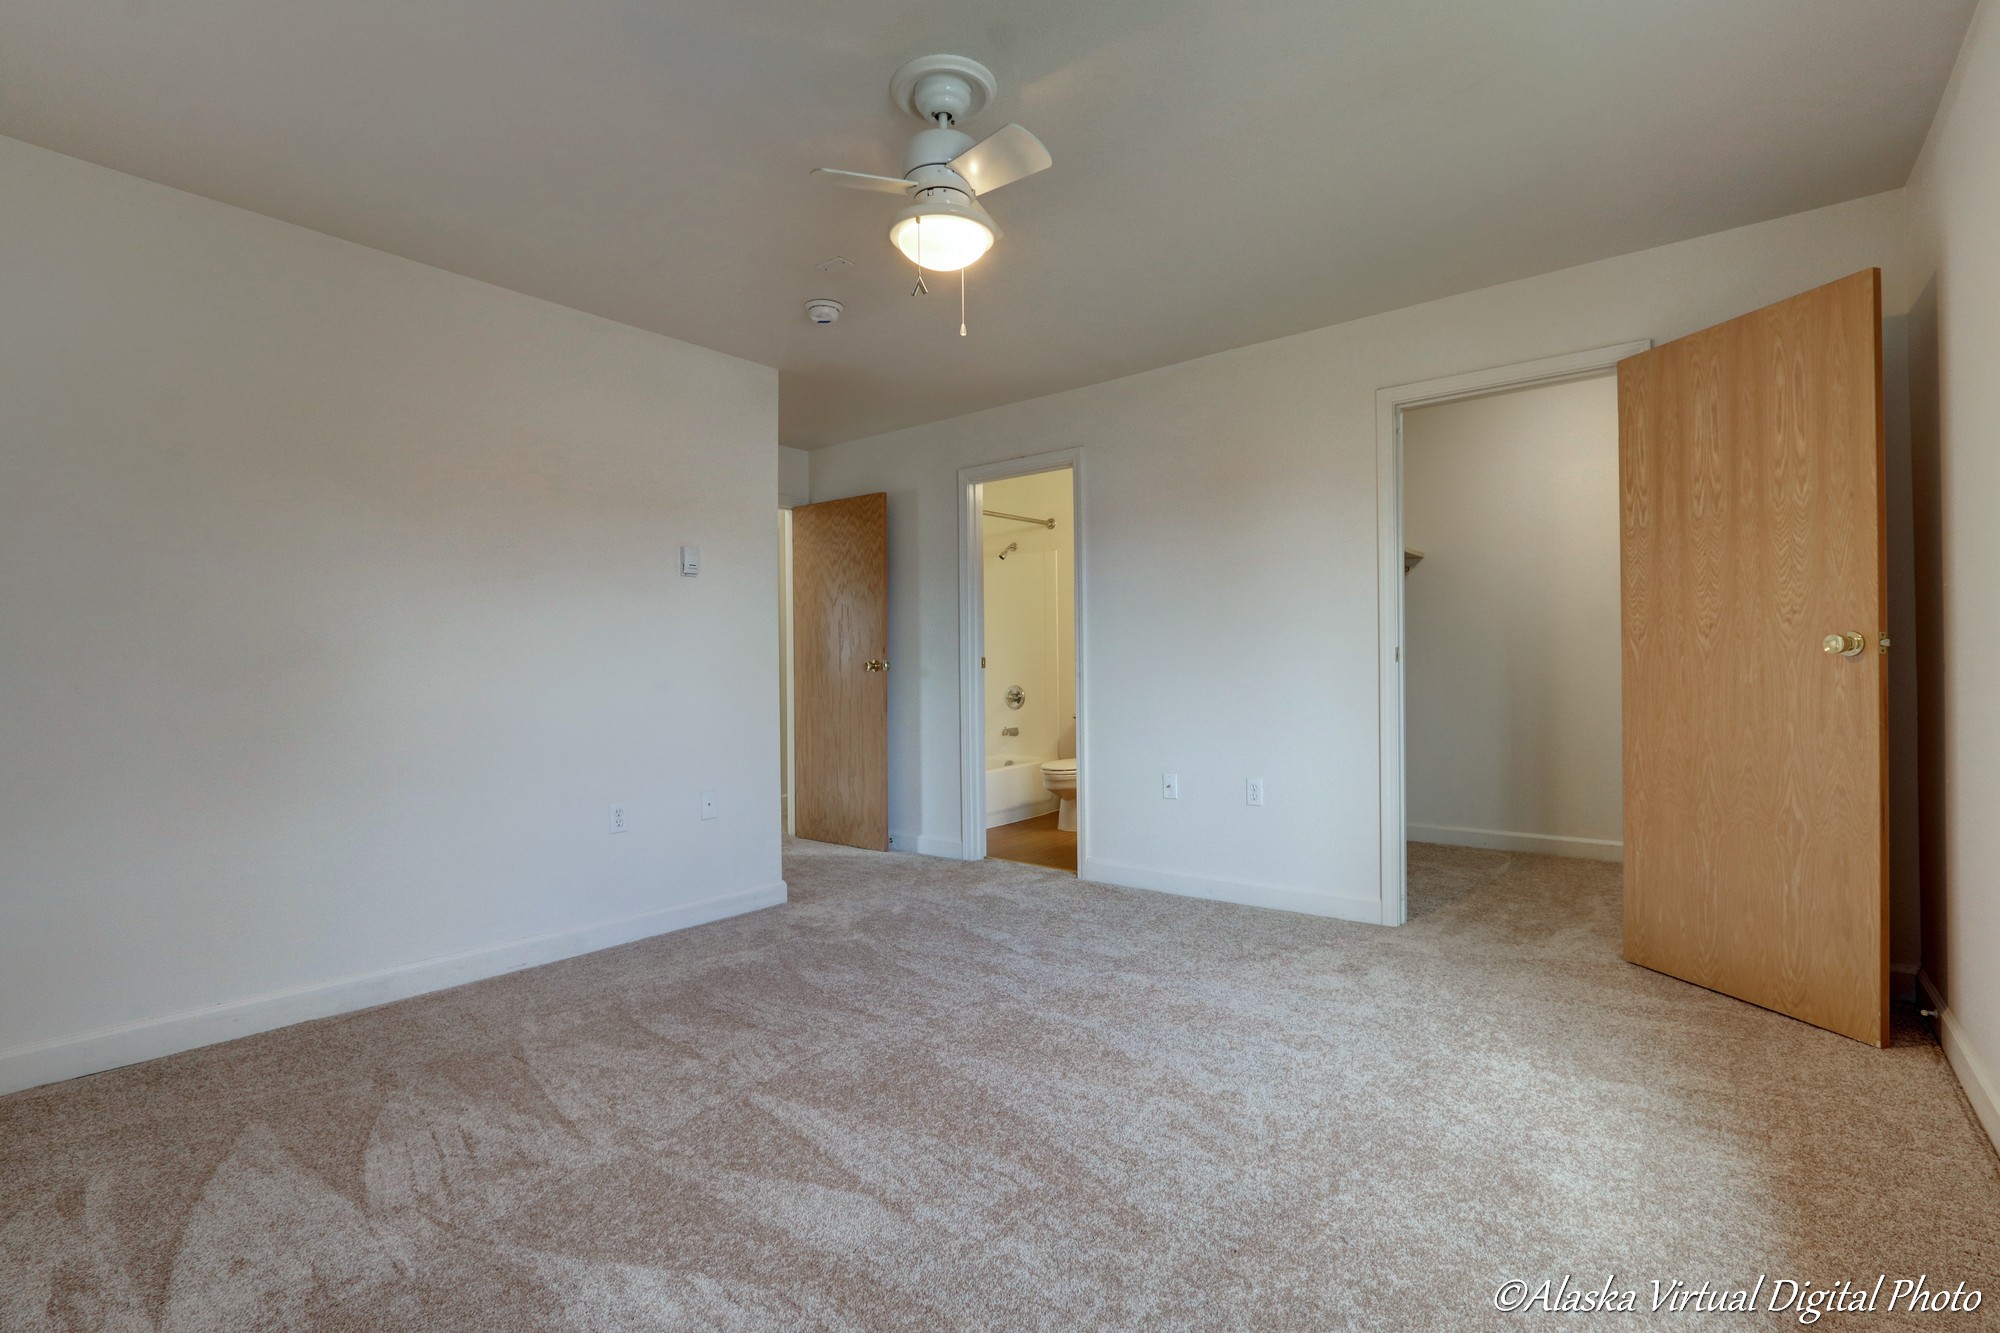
left=1822, top=632, right=1866, bottom=658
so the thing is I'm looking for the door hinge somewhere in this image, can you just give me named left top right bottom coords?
left=981, top=656, right=986, bottom=668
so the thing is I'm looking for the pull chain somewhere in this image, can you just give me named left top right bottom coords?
left=910, top=215, right=928, bottom=296
left=960, top=268, right=967, bottom=337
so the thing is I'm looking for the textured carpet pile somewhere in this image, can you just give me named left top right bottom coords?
left=2, top=840, right=1996, bottom=1329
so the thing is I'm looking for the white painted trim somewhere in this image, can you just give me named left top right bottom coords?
left=892, top=831, right=967, bottom=859
left=0, top=881, right=787, bottom=1097
left=1376, top=341, right=1650, bottom=926
left=1081, top=858, right=1384, bottom=925
left=779, top=507, right=796, bottom=838
left=1920, top=972, right=2000, bottom=1154
left=1408, top=823, right=1624, bottom=862
left=958, top=450, right=1086, bottom=866
left=987, top=797, right=1059, bottom=829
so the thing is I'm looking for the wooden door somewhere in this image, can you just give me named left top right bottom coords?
left=1619, top=270, right=1888, bottom=1046
left=791, top=493, right=889, bottom=850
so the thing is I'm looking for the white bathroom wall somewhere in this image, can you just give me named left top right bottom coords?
left=984, top=552, right=1061, bottom=763
left=981, top=471, right=1077, bottom=783
left=1905, top=0, right=2000, bottom=1147
left=1402, top=376, right=1623, bottom=859
left=808, top=189, right=1912, bottom=928
left=0, top=135, right=783, bottom=1094
left=983, top=545, right=1061, bottom=827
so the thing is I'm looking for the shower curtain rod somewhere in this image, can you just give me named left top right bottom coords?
left=983, top=509, right=1056, bottom=529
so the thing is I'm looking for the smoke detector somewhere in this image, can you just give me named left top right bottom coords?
left=805, top=299, right=844, bottom=326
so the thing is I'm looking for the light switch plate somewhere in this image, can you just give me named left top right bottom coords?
left=700, top=790, right=719, bottom=820
left=1163, top=773, right=1179, bottom=800
left=681, top=546, right=700, bottom=577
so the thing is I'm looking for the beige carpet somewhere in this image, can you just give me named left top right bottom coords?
left=3, top=841, right=1996, bottom=1330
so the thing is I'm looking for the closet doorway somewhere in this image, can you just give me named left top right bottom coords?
left=1379, top=274, right=1893, bottom=1046
left=1377, top=342, right=1645, bottom=923
left=1400, top=373, right=1625, bottom=912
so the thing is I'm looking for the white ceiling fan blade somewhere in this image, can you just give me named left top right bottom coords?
left=811, top=168, right=915, bottom=195
left=947, top=124, right=1051, bottom=195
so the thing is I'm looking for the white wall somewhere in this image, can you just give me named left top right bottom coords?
left=0, top=135, right=783, bottom=1095
left=1906, top=0, right=2000, bottom=1147
left=810, top=189, right=1913, bottom=928
left=1403, top=376, right=1622, bottom=860
left=779, top=446, right=811, bottom=508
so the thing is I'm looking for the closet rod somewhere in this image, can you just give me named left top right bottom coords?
left=983, top=509, right=1055, bottom=529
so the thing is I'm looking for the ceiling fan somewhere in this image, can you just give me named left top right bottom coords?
left=813, top=55, right=1051, bottom=274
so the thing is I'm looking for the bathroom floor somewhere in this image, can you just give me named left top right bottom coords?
left=986, top=812, right=1077, bottom=874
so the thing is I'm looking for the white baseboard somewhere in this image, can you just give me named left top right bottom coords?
left=1408, top=822, right=1624, bottom=862
left=1920, top=971, right=2000, bottom=1155
left=986, top=798, right=1058, bottom=829
left=1080, top=857, right=1384, bottom=924
left=0, top=880, right=788, bottom=1099
left=889, top=832, right=967, bottom=859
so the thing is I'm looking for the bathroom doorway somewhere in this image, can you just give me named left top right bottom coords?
left=958, top=452, right=1084, bottom=874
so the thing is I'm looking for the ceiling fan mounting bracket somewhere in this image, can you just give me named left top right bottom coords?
left=890, top=55, right=996, bottom=125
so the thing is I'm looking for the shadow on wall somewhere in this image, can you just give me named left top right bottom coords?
left=1879, top=307, right=1926, bottom=992
left=1906, top=281, right=1948, bottom=1000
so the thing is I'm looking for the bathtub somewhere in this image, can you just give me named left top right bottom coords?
left=985, top=752, right=1057, bottom=828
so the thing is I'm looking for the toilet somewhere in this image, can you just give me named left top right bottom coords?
left=1040, top=758, right=1078, bottom=832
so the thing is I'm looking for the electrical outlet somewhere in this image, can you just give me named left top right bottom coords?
left=609, top=805, right=628, bottom=833
left=1163, top=773, right=1179, bottom=800
left=700, top=790, right=719, bottom=820
left=1247, top=778, right=1265, bottom=807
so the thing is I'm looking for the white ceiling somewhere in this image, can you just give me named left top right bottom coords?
left=0, top=0, right=1975, bottom=447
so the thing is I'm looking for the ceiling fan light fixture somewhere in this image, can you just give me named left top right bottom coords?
left=889, top=193, right=997, bottom=272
